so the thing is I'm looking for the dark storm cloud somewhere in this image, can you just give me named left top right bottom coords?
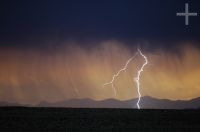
left=0, top=0, right=200, bottom=49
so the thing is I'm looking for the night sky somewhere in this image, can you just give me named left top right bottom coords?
left=0, top=0, right=200, bottom=105
left=1, top=0, right=200, bottom=47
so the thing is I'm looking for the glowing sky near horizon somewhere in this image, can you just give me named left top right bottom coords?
left=0, top=40, right=200, bottom=104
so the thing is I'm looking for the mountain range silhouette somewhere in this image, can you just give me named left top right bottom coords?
left=1, top=96, right=200, bottom=109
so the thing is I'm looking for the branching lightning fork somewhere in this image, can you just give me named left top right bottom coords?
left=102, top=48, right=148, bottom=109
left=102, top=52, right=138, bottom=97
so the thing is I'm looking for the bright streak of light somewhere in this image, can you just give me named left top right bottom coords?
left=134, top=49, right=148, bottom=109
left=102, top=48, right=148, bottom=109
left=102, top=52, right=138, bottom=97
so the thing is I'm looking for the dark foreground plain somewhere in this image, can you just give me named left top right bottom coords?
left=0, top=107, right=200, bottom=132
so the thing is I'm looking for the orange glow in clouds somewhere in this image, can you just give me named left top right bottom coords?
left=0, top=41, right=200, bottom=104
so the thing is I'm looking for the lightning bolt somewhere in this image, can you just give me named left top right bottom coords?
left=102, top=48, right=148, bottom=109
left=134, top=49, right=148, bottom=109
left=102, top=52, right=138, bottom=97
